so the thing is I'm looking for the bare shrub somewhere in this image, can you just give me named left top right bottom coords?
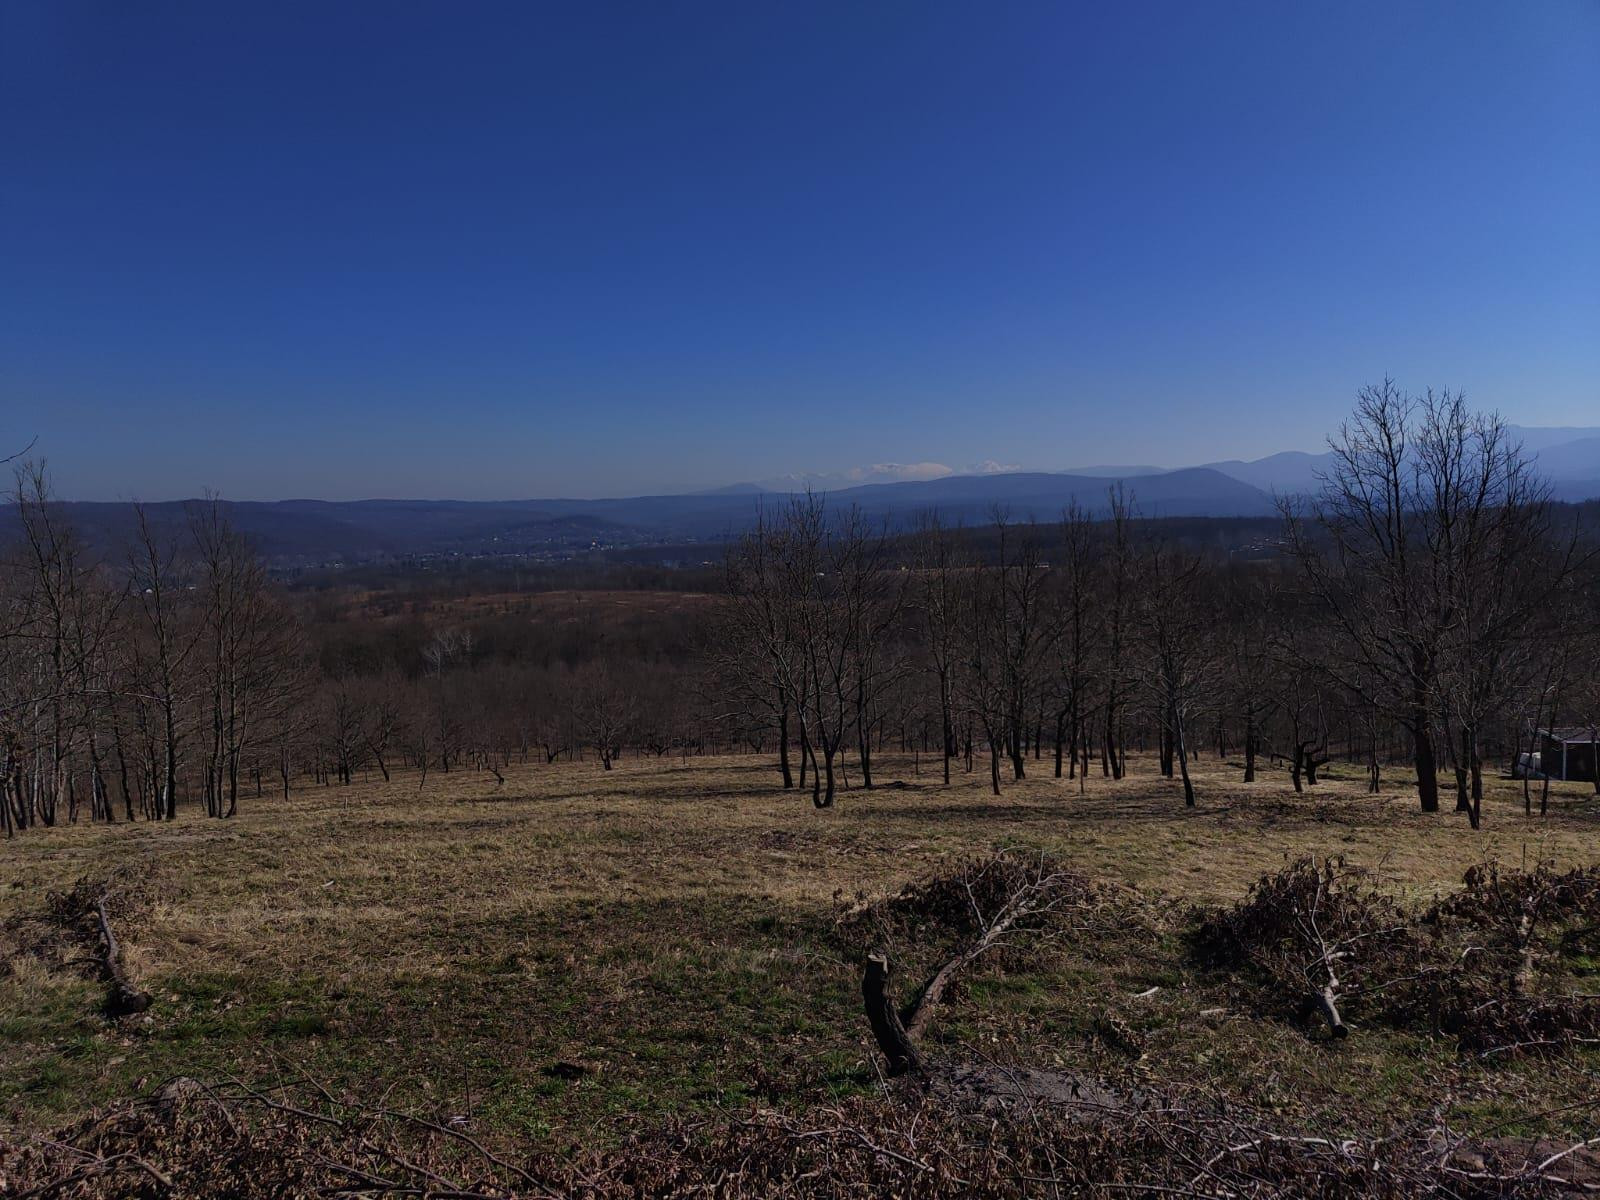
left=1194, top=856, right=1421, bottom=1036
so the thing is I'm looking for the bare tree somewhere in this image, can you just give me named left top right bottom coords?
left=1051, top=503, right=1101, bottom=787
left=190, top=497, right=307, bottom=817
left=1282, top=382, right=1564, bottom=817
left=720, top=510, right=803, bottom=788
left=912, top=512, right=966, bottom=786
left=8, top=465, right=122, bottom=827
left=576, top=661, right=634, bottom=770
left=128, top=503, right=198, bottom=820
left=1223, top=575, right=1277, bottom=784
left=1099, top=486, right=1136, bottom=779
left=1134, top=538, right=1214, bottom=806
left=1421, top=405, right=1579, bottom=828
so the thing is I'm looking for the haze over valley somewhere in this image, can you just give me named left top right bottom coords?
left=14, top=425, right=1598, bottom=566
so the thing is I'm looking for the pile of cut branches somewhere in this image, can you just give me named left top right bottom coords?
left=1424, top=863, right=1600, bottom=1055
left=1197, top=857, right=1600, bottom=1056
left=5, top=1075, right=1596, bottom=1199
left=833, top=849, right=1110, bottom=977
left=835, top=850, right=1112, bottom=1073
left=1193, top=856, right=1422, bottom=1037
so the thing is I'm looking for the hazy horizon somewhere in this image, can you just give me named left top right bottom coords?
left=17, top=415, right=1600, bottom=507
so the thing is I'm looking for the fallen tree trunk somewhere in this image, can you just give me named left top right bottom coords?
left=93, top=892, right=152, bottom=1016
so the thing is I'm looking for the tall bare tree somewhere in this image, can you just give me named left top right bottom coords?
left=190, top=497, right=306, bottom=816
left=1134, top=538, right=1214, bottom=806
left=1282, top=381, right=1563, bottom=817
left=913, top=512, right=966, bottom=786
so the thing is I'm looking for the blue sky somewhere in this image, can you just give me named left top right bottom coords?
left=2, top=1, right=1596, bottom=500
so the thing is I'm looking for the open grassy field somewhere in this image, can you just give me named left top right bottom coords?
left=4, top=751, right=1599, bottom=1155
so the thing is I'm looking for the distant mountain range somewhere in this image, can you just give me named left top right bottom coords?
left=10, top=425, right=1598, bottom=566
left=1172, top=425, right=1600, bottom=498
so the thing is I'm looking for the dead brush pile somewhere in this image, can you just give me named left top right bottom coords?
left=832, top=849, right=1107, bottom=968
left=4, top=1078, right=1592, bottom=1199
left=1193, top=856, right=1426, bottom=1036
left=1197, top=857, right=1600, bottom=1055
left=834, top=850, right=1143, bottom=1078
left=1422, top=862, right=1600, bottom=1055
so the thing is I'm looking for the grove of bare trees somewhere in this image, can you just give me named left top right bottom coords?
left=4, top=384, right=1597, bottom=838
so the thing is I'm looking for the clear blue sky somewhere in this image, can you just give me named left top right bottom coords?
left=3, top=1, right=1596, bottom=500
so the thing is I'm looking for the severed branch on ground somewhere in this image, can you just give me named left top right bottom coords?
left=93, top=891, right=153, bottom=1016
left=860, top=854, right=1086, bottom=1074
left=48, top=877, right=152, bottom=1017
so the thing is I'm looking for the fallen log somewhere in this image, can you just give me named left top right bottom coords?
left=93, top=892, right=152, bottom=1016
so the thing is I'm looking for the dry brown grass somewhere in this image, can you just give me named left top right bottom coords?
left=3, top=750, right=1597, bottom=1148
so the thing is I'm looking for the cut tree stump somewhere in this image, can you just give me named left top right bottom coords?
left=862, top=953, right=922, bottom=1075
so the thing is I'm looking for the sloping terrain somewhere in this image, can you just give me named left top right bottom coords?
left=4, top=751, right=1596, bottom=1179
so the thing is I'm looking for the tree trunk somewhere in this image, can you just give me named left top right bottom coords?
left=861, top=954, right=921, bottom=1075
left=940, top=689, right=952, bottom=786
left=163, top=704, right=179, bottom=821
left=778, top=709, right=793, bottom=789
left=1414, top=721, right=1440, bottom=813
left=1175, top=719, right=1195, bottom=807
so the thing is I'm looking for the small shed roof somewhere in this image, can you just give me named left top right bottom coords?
left=1539, top=726, right=1600, bottom=744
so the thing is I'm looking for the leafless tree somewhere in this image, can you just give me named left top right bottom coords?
left=912, top=512, right=966, bottom=786
left=1134, top=538, right=1215, bottom=806
left=190, top=497, right=307, bottom=816
left=720, top=509, right=804, bottom=788
left=1283, top=381, right=1569, bottom=817
left=128, top=503, right=198, bottom=820
left=1099, top=486, right=1136, bottom=779
left=1051, top=503, right=1101, bottom=787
